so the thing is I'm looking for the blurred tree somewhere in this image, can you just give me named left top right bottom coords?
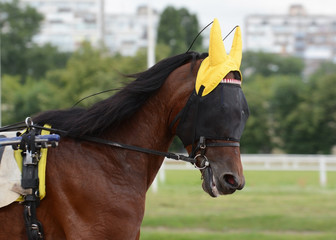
left=309, top=61, right=336, bottom=81
left=2, top=40, right=177, bottom=124
left=2, top=74, right=58, bottom=124
left=240, top=52, right=307, bottom=153
left=2, top=42, right=154, bottom=124
left=0, top=0, right=43, bottom=80
left=307, top=73, right=336, bottom=153
left=0, top=0, right=70, bottom=82
left=240, top=75, right=273, bottom=153
left=25, top=43, right=71, bottom=80
left=157, top=6, right=203, bottom=55
left=275, top=73, right=336, bottom=154
left=241, top=51, right=304, bottom=78
left=268, top=62, right=336, bottom=154
left=242, top=54, right=336, bottom=154
left=268, top=75, right=308, bottom=153
left=42, top=42, right=127, bottom=108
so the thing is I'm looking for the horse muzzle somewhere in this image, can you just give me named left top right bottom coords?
left=201, top=167, right=245, bottom=197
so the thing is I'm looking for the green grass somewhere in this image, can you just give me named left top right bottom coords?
left=141, top=170, right=336, bottom=240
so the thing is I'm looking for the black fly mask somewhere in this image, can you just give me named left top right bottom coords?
left=171, top=82, right=249, bottom=158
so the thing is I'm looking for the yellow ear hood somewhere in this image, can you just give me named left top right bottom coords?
left=195, top=18, right=243, bottom=96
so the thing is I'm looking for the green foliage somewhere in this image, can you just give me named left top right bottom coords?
left=157, top=6, right=203, bottom=55
left=0, top=0, right=42, bottom=78
left=241, top=52, right=306, bottom=152
left=240, top=75, right=274, bottom=153
left=268, top=75, right=307, bottom=152
left=303, top=73, right=336, bottom=153
left=240, top=52, right=336, bottom=154
left=2, top=74, right=58, bottom=123
left=44, top=42, right=120, bottom=107
left=241, top=51, right=304, bottom=77
left=25, top=43, right=71, bottom=80
left=309, top=61, right=336, bottom=81
left=1, top=42, right=151, bottom=124
left=0, top=0, right=70, bottom=81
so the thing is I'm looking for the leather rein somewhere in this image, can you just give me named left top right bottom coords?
left=0, top=119, right=240, bottom=170
left=30, top=124, right=239, bottom=169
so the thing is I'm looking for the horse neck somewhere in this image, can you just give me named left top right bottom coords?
left=105, top=60, right=200, bottom=191
left=103, top=97, right=170, bottom=191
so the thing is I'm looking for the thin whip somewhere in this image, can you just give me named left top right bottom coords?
left=71, top=88, right=118, bottom=108
left=223, top=25, right=238, bottom=41
left=186, top=21, right=213, bottom=53
left=186, top=21, right=239, bottom=53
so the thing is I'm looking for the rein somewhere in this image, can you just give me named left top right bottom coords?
left=31, top=124, right=239, bottom=168
left=1, top=123, right=198, bottom=164
left=0, top=119, right=239, bottom=169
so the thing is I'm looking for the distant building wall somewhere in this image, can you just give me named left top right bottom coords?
left=104, top=6, right=159, bottom=56
left=21, top=0, right=159, bottom=56
left=245, top=5, right=336, bottom=75
left=22, top=0, right=101, bottom=52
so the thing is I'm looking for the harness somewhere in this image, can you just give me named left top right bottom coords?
left=0, top=119, right=60, bottom=240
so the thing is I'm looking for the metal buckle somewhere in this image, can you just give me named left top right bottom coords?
left=193, top=154, right=209, bottom=170
left=199, top=136, right=206, bottom=150
left=31, top=224, right=43, bottom=238
left=25, top=117, right=33, bottom=129
left=31, top=224, right=39, bottom=231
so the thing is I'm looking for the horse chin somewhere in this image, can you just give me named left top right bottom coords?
left=202, top=167, right=236, bottom=197
left=201, top=167, right=219, bottom=198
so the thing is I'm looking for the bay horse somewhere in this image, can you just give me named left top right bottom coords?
left=0, top=51, right=249, bottom=239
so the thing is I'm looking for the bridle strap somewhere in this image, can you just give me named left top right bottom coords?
left=207, top=142, right=240, bottom=147
left=28, top=125, right=198, bottom=164
left=191, top=86, right=204, bottom=157
left=79, top=135, right=197, bottom=164
left=190, top=136, right=240, bottom=169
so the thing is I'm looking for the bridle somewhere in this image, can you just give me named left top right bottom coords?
left=191, top=136, right=239, bottom=170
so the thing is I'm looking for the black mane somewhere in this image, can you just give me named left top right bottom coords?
left=33, top=52, right=207, bottom=137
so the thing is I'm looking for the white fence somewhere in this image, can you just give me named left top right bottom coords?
left=151, top=154, right=336, bottom=192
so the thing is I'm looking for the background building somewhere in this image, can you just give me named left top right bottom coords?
left=21, top=0, right=101, bottom=52
left=21, top=0, right=159, bottom=55
left=245, top=5, right=336, bottom=75
left=104, top=6, right=159, bottom=56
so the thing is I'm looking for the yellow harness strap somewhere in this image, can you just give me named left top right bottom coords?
left=14, top=124, right=51, bottom=201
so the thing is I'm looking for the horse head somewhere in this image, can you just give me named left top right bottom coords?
left=170, top=18, right=249, bottom=197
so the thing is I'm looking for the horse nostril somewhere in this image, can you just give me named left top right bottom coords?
left=223, top=173, right=239, bottom=189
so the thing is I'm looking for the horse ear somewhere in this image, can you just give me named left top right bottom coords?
left=209, top=18, right=228, bottom=67
left=195, top=18, right=243, bottom=96
left=229, top=26, right=242, bottom=68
